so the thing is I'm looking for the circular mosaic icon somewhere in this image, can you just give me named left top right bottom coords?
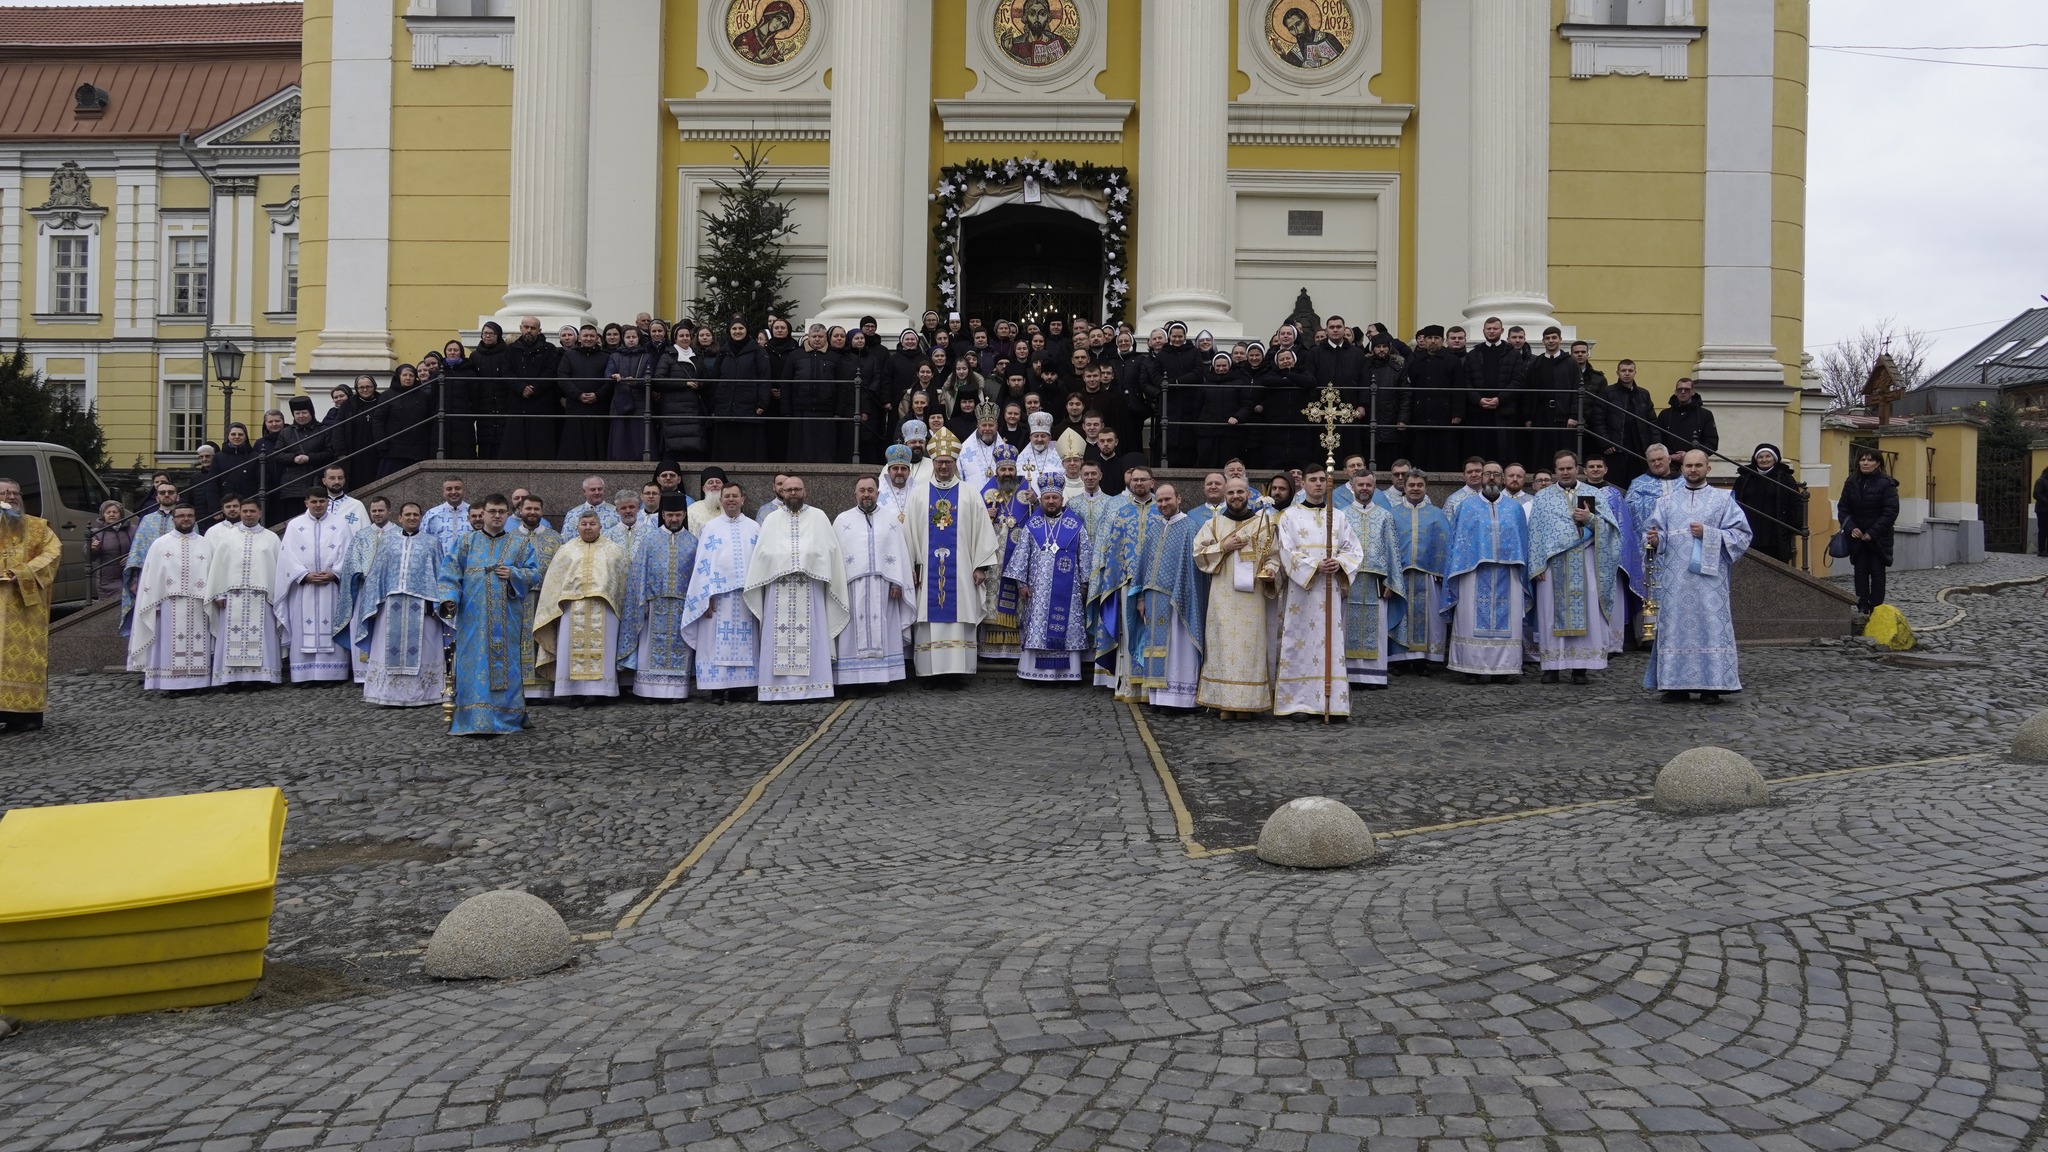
left=993, top=0, right=1080, bottom=69
left=1265, top=0, right=1354, bottom=71
left=726, top=0, right=811, bottom=67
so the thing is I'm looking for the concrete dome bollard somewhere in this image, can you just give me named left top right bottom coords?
left=1256, top=797, right=1377, bottom=868
left=2013, top=711, right=2048, bottom=764
left=1652, top=747, right=1770, bottom=814
left=423, top=889, right=573, bottom=980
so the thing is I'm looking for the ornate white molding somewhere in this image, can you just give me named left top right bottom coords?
left=1558, top=22, right=1703, bottom=80
left=403, top=1, right=515, bottom=69
left=666, top=97, right=831, bottom=141
left=698, top=0, right=830, bottom=97
left=1226, top=101, right=1412, bottom=148
left=1238, top=0, right=1384, bottom=102
left=935, top=99, right=1133, bottom=144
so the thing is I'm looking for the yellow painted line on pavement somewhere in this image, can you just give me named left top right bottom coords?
left=614, top=699, right=854, bottom=931
left=1915, top=574, right=2048, bottom=634
left=1127, top=702, right=1236, bottom=859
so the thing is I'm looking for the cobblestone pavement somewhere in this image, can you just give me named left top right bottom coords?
left=1149, top=554, right=2048, bottom=847
left=1, top=557, right=2045, bottom=1151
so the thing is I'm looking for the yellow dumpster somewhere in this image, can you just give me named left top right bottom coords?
left=0, top=787, right=286, bottom=1020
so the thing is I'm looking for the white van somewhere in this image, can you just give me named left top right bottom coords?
left=0, top=441, right=118, bottom=612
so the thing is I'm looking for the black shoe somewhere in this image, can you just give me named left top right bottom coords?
left=1698, top=691, right=1726, bottom=705
left=1540, top=670, right=1560, bottom=684
left=1571, top=669, right=1589, bottom=685
left=1462, top=673, right=1483, bottom=685
left=1661, top=690, right=1690, bottom=704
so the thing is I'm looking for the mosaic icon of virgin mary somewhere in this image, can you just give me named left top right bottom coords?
left=729, top=0, right=805, bottom=66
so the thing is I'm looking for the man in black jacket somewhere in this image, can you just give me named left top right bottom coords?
left=1655, top=378, right=1720, bottom=456
left=1359, top=334, right=1405, bottom=465
left=1592, top=357, right=1657, bottom=486
left=500, top=315, right=562, bottom=460
left=1461, top=317, right=1524, bottom=464
left=1519, top=326, right=1575, bottom=467
left=1397, top=325, right=1464, bottom=473
left=556, top=324, right=612, bottom=462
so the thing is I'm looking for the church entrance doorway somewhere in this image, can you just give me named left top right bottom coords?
left=959, top=204, right=1103, bottom=327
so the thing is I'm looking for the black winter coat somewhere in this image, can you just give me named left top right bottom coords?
left=710, top=339, right=771, bottom=418
left=1837, top=470, right=1900, bottom=564
left=1733, top=452, right=1805, bottom=562
left=651, top=351, right=709, bottom=458
left=1592, top=379, right=1657, bottom=461
left=372, top=379, right=438, bottom=464
left=1655, top=394, right=1720, bottom=454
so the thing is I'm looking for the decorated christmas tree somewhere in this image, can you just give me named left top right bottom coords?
left=690, top=142, right=800, bottom=328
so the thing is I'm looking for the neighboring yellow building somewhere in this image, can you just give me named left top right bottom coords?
left=0, top=3, right=302, bottom=470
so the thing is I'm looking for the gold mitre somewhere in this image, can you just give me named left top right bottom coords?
left=1056, top=428, right=1086, bottom=460
left=928, top=426, right=964, bottom=459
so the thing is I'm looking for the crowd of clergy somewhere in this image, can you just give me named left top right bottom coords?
left=102, top=397, right=1752, bottom=734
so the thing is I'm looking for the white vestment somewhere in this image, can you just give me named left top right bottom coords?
left=744, top=505, right=851, bottom=702
left=1272, top=503, right=1361, bottom=717
left=1192, top=511, right=1280, bottom=714
left=128, top=530, right=213, bottom=692
left=1534, top=548, right=1615, bottom=670
left=273, top=511, right=353, bottom=682
left=681, top=513, right=761, bottom=690
left=205, top=524, right=283, bottom=686
left=832, top=506, right=914, bottom=685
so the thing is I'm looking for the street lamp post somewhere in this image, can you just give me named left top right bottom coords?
left=211, top=340, right=246, bottom=435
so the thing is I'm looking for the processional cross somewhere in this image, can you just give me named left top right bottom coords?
left=1299, top=383, right=1352, bottom=722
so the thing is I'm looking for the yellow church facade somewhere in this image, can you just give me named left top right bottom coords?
left=291, top=0, right=1806, bottom=464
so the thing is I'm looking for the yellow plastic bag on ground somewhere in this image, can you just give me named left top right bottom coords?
left=1863, top=604, right=1914, bottom=650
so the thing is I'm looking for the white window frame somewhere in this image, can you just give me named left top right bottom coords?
left=162, top=215, right=210, bottom=321
left=160, top=371, right=208, bottom=455
left=265, top=191, right=300, bottom=319
left=30, top=350, right=98, bottom=412
left=35, top=226, right=101, bottom=319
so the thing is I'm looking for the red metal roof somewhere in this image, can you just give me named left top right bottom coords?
left=0, top=58, right=299, bottom=139
left=0, top=4, right=300, bottom=47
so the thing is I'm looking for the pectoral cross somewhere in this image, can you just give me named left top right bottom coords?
left=1302, top=384, right=1350, bottom=473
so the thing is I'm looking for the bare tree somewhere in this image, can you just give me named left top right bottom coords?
left=1814, top=319, right=1931, bottom=411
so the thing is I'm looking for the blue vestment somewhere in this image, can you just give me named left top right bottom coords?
left=1387, top=498, right=1452, bottom=655
left=1147, top=513, right=1208, bottom=673
left=1005, top=508, right=1093, bottom=656
left=1525, top=484, right=1622, bottom=636
left=356, top=529, right=444, bottom=671
left=1643, top=483, right=1752, bottom=691
left=1441, top=496, right=1530, bottom=634
left=436, top=529, right=540, bottom=735
left=619, top=525, right=698, bottom=678
left=1088, top=498, right=1165, bottom=677
left=1342, top=502, right=1407, bottom=660
left=119, top=508, right=174, bottom=636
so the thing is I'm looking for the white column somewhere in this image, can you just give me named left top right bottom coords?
left=1136, top=0, right=1236, bottom=336
left=217, top=180, right=258, bottom=338
left=495, top=0, right=594, bottom=327
left=0, top=152, right=18, bottom=339
left=585, top=0, right=662, bottom=322
left=1415, top=0, right=1472, bottom=326
left=1695, top=0, right=1780, bottom=382
left=813, top=0, right=913, bottom=332
left=310, top=0, right=394, bottom=376
left=1463, top=0, right=1555, bottom=329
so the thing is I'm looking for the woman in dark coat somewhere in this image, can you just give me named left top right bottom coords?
left=326, top=375, right=383, bottom=487
left=1733, top=443, right=1805, bottom=564
left=1837, top=447, right=1899, bottom=614
left=464, top=324, right=515, bottom=459
left=606, top=325, right=659, bottom=461
left=556, top=328, right=613, bottom=462
left=710, top=319, right=770, bottom=462
left=373, top=363, right=438, bottom=477
left=782, top=324, right=850, bottom=463
left=434, top=339, right=477, bottom=460
left=841, top=328, right=889, bottom=465
left=214, top=421, right=260, bottom=503
left=651, top=339, right=710, bottom=463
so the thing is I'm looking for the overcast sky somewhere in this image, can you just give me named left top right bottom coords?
left=5, top=0, right=2043, bottom=372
